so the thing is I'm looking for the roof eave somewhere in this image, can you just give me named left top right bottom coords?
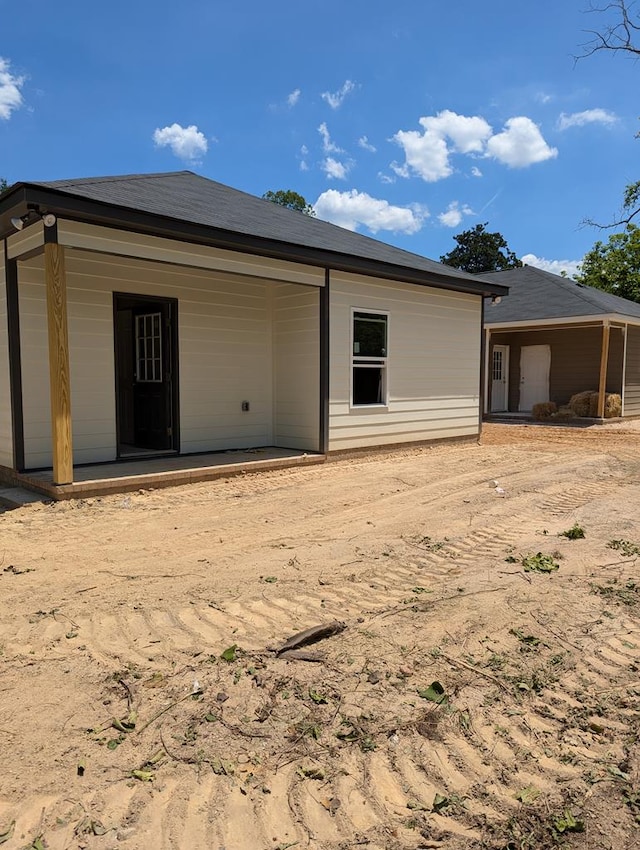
left=485, top=313, right=640, bottom=329
left=0, top=184, right=32, bottom=236
left=1, top=184, right=507, bottom=298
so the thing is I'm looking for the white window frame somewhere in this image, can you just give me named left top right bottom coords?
left=135, top=312, right=163, bottom=383
left=350, top=308, right=389, bottom=408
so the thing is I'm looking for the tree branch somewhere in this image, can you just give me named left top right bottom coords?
left=576, top=1, right=640, bottom=60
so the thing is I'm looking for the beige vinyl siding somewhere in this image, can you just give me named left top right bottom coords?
left=57, top=220, right=325, bottom=288
left=7, top=222, right=44, bottom=260
left=18, top=247, right=320, bottom=468
left=624, top=325, right=640, bottom=416
left=18, top=258, right=51, bottom=468
left=329, top=271, right=481, bottom=450
left=0, top=251, right=13, bottom=467
left=19, top=254, right=121, bottom=469
left=273, top=284, right=319, bottom=451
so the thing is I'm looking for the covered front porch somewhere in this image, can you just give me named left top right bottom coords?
left=2, top=218, right=327, bottom=492
left=484, top=319, right=631, bottom=417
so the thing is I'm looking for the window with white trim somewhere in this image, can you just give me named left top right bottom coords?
left=352, top=311, right=388, bottom=406
left=136, top=312, right=163, bottom=383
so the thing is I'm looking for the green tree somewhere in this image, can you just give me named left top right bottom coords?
left=440, top=223, right=522, bottom=274
left=0, top=178, right=8, bottom=194
left=575, top=224, right=640, bottom=303
left=262, top=189, right=315, bottom=216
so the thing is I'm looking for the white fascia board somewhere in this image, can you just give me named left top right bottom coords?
left=485, top=313, right=640, bottom=330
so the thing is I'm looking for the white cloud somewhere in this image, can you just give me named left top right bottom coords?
left=390, top=160, right=410, bottom=179
left=314, top=189, right=427, bottom=234
left=486, top=117, right=557, bottom=167
left=287, top=88, right=301, bottom=107
left=422, top=110, right=493, bottom=153
left=321, top=79, right=355, bottom=109
left=393, top=110, right=492, bottom=182
left=438, top=201, right=474, bottom=228
left=322, top=157, right=350, bottom=179
left=318, top=122, right=343, bottom=153
left=358, top=135, right=376, bottom=152
left=393, top=110, right=556, bottom=181
left=471, top=166, right=483, bottom=177
left=299, top=160, right=309, bottom=171
left=301, top=144, right=309, bottom=155
left=557, top=108, right=618, bottom=131
left=535, top=91, right=553, bottom=104
left=0, top=57, right=25, bottom=120
left=378, top=172, right=395, bottom=184
left=393, top=126, right=452, bottom=181
left=153, top=123, right=208, bottom=163
left=521, top=253, right=582, bottom=278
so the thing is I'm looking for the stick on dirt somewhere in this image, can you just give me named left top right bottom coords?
left=274, top=621, right=346, bottom=656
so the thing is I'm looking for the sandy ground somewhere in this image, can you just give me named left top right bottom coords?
left=0, top=423, right=639, bottom=850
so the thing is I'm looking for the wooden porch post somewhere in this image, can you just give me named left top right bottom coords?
left=597, top=321, right=611, bottom=420
left=44, top=242, right=73, bottom=484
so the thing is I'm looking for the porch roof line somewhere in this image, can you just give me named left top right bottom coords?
left=0, top=172, right=507, bottom=299
left=486, top=313, right=640, bottom=331
left=481, top=265, right=640, bottom=322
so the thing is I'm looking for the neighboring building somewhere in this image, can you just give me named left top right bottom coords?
left=482, top=265, right=640, bottom=418
left=0, top=172, right=505, bottom=496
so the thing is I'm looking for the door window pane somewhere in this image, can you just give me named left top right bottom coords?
left=136, top=313, right=163, bottom=382
left=492, top=350, right=503, bottom=381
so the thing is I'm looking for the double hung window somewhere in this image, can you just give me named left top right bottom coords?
left=352, top=311, right=388, bottom=406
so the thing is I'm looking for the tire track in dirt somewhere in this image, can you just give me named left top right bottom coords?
left=536, top=479, right=622, bottom=516
left=2, top=437, right=640, bottom=849
left=0, top=474, right=626, bottom=675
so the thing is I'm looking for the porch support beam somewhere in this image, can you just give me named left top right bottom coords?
left=44, top=242, right=73, bottom=484
left=621, top=324, right=628, bottom=416
left=597, top=321, right=611, bottom=419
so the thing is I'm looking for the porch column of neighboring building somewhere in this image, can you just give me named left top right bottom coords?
left=621, top=324, right=628, bottom=416
left=44, top=241, right=74, bottom=484
left=483, top=327, right=491, bottom=414
left=597, top=320, right=611, bottom=419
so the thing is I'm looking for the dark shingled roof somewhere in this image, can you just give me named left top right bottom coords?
left=5, top=171, right=504, bottom=294
left=481, top=265, right=640, bottom=323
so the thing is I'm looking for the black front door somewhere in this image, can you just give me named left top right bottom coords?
left=114, top=294, right=178, bottom=454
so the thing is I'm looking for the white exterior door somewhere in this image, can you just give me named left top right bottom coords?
left=519, top=345, right=550, bottom=411
left=491, top=345, right=509, bottom=411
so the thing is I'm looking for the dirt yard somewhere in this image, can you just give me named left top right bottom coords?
left=0, top=423, right=638, bottom=850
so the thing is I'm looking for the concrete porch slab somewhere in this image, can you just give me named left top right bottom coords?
left=0, top=487, right=47, bottom=509
left=13, top=448, right=325, bottom=500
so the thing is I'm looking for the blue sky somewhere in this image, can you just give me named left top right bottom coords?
left=1, top=0, right=637, bottom=275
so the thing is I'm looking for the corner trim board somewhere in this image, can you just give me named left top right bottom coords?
left=319, top=270, right=330, bottom=453
left=4, top=241, right=24, bottom=471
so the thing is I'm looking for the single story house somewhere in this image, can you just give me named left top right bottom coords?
left=481, top=265, right=640, bottom=417
left=0, top=171, right=506, bottom=497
